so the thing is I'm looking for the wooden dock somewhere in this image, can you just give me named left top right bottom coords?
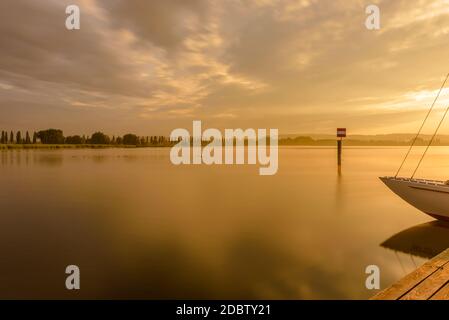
left=372, top=248, right=449, bottom=300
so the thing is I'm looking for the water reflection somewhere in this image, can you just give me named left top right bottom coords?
left=1, top=150, right=64, bottom=167
left=105, top=231, right=309, bottom=299
left=1, top=147, right=446, bottom=299
left=381, top=221, right=449, bottom=259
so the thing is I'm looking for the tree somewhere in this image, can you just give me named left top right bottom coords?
left=65, top=135, right=83, bottom=144
left=1, top=131, right=5, bottom=144
left=37, top=129, right=64, bottom=144
left=90, top=132, right=110, bottom=144
left=32, top=132, right=37, bottom=144
left=16, top=131, right=22, bottom=144
left=123, top=134, right=139, bottom=145
left=25, top=131, right=31, bottom=144
left=10, top=131, right=13, bottom=143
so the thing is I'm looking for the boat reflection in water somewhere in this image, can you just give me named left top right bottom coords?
left=381, top=221, right=449, bottom=275
left=382, top=221, right=449, bottom=260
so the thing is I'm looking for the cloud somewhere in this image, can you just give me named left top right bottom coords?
left=1, top=0, right=449, bottom=134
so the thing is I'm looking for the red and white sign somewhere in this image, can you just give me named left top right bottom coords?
left=337, top=128, right=346, bottom=138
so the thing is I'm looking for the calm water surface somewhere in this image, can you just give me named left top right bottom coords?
left=2, top=146, right=449, bottom=299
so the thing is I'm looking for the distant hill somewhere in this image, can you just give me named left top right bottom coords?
left=279, top=134, right=449, bottom=146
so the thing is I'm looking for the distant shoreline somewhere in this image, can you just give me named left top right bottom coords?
left=2, top=142, right=449, bottom=150
left=3, top=129, right=449, bottom=148
left=278, top=139, right=448, bottom=146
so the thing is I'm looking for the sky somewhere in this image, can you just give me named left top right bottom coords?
left=2, top=0, right=449, bottom=136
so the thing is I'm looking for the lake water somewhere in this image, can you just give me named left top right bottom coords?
left=2, top=146, right=449, bottom=299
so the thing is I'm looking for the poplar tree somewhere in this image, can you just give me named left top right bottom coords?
left=25, top=131, right=31, bottom=144
left=16, top=131, right=22, bottom=144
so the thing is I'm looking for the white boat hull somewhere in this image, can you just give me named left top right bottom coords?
left=380, top=177, right=449, bottom=221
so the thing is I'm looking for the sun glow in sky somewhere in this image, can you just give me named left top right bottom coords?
left=2, top=0, right=449, bottom=135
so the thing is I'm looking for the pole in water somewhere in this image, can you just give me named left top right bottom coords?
left=337, top=139, right=342, bottom=166
left=337, top=128, right=346, bottom=171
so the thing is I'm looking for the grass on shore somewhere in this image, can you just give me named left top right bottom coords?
left=0, top=144, right=170, bottom=150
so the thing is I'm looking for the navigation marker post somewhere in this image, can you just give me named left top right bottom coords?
left=337, top=128, right=346, bottom=170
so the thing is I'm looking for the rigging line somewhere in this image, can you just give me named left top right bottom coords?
left=410, top=254, right=417, bottom=269
left=394, top=73, right=449, bottom=177
left=411, top=102, right=449, bottom=179
left=394, top=251, right=407, bottom=275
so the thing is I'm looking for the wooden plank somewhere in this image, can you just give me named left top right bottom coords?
left=371, top=248, right=449, bottom=300
left=400, top=265, right=449, bottom=300
left=371, top=264, right=439, bottom=300
left=429, top=281, right=449, bottom=300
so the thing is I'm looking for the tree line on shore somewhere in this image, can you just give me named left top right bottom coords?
left=0, top=129, right=171, bottom=146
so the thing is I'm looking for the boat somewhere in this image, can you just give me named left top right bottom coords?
left=380, top=177, right=449, bottom=221
left=381, top=73, right=449, bottom=221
